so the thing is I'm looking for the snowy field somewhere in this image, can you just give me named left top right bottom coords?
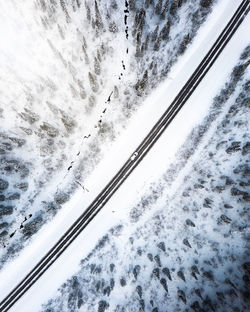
left=0, top=0, right=249, bottom=311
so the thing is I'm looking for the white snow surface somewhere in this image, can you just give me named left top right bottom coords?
left=0, top=1, right=249, bottom=311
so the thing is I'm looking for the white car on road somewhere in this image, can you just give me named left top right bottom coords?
left=130, top=151, right=139, bottom=161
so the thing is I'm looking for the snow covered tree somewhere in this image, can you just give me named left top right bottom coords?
left=129, top=0, right=136, bottom=10
left=200, top=0, right=213, bottom=8
left=88, top=72, right=99, bottom=93
left=135, top=70, right=148, bottom=96
left=95, top=1, right=104, bottom=30
left=94, top=57, right=101, bottom=75
left=155, top=0, right=163, bottom=15
left=160, top=20, right=171, bottom=40
left=152, top=25, right=159, bottom=43
left=60, top=0, right=70, bottom=23
left=178, top=34, right=190, bottom=55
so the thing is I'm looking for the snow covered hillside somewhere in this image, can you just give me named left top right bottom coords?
left=41, top=46, right=250, bottom=312
left=0, top=0, right=249, bottom=311
left=0, top=0, right=217, bottom=269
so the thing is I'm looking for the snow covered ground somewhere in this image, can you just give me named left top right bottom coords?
left=39, top=46, right=249, bottom=311
left=0, top=0, right=220, bottom=269
left=0, top=0, right=249, bottom=311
